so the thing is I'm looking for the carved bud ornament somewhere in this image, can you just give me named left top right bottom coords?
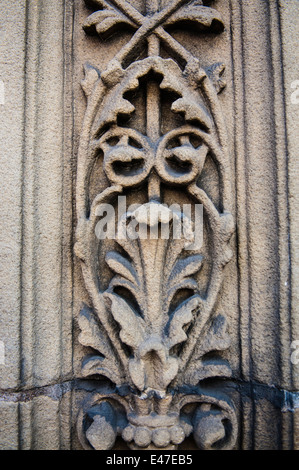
left=75, top=0, right=238, bottom=450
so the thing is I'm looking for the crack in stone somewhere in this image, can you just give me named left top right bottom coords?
left=0, top=380, right=74, bottom=403
left=1, top=379, right=299, bottom=413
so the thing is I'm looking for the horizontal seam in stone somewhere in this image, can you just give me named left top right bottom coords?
left=1, top=379, right=299, bottom=411
left=230, top=378, right=299, bottom=412
left=0, top=380, right=75, bottom=403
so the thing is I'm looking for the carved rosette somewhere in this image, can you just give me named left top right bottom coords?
left=75, top=0, right=238, bottom=450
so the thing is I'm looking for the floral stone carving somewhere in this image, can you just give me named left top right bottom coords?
left=75, top=0, right=238, bottom=450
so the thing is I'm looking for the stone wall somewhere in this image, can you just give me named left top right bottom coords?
left=0, top=0, right=298, bottom=450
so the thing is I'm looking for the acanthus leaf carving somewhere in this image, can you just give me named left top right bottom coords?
left=78, top=305, right=126, bottom=384
left=76, top=0, right=238, bottom=451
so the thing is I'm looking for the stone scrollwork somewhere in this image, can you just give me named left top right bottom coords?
left=75, top=0, right=238, bottom=450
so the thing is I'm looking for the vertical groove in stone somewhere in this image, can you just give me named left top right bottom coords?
left=230, top=0, right=251, bottom=384
left=21, top=0, right=72, bottom=391
left=281, top=411, right=294, bottom=451
left=19, top=401, right=33, bottom=450
left=242, top=0, right=281, bottom=387
left=58, top=0, right=75, bottom=448
left=268, top=0, right=292, bottom=392
left=34, top=0, right=64, bottom=386
left=278, top=0, right=299, bottom=395
left=0, top=402, right=19, bottom=450
left=277, top=0, right=299, bottom=448
left=21, top=0, right=40, bottom=391
left=0, top=0, right=26, bottom=391
left=229, top=0, right=298, bottom=449
left=18, top=0, right=74, bottom=450
left=295, top=410, right=299, bottom=450
left=60, top=0, right=75, bottom=385
left=229, top=0, right=253, bottom=449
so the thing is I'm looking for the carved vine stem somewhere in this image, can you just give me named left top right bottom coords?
left=146, top=0, right=162, bottom=201
left=75, top=0, right=238, bottom=451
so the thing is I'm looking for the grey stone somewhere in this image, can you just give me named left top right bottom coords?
left=0, top=0, right=298, bottom=451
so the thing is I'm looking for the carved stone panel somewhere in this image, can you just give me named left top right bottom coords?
left=74, top=0, right=238, bottom=450
left=0, top=0, right=298, bottom=451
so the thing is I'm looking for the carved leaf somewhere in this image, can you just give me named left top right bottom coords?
left=105, top=252, right=139, bottom=285
left=78, top=306, right=125, bottom=384
left=184, top=360, right=232, bottom=385
left=165, top=296, right=200, bottom=349
left=168, top=254, right=203, bottom=290
left=171, top=97, right=212, bottom=131
left=78, top=305, right=113, bottom=358
left=182, top=314, right=232, bottom=385
left=158, top=356, right=179, bottom=390
left=163, top=251, right=203, bottom=315
left=81, top=356, right=124, bottom=384
left=108, top=276, right=142, bottom=310
left=104, top=293, right=146, bottom=350
left=128, top=359, right=146, bottom=391
left=83, top=10, right=136, bottom=38
left=166, top=279, right=199, bottom=314
left=96, top=95, right=136, bottom=130
left=165, top=5, right=224, bottom=33
left=194, top=314, right=231, bottom=359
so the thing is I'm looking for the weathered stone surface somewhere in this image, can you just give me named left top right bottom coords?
left=279, top=0, right=299, bottom=391
left=0, top=0, right=26, bottom=390
left=0, top=402, right=19, bottom=450
left=74, top=0, right=238, bottom=450
left=0, top=387, right=73, bottom=450
left=0, top=0, right=298, bottom=450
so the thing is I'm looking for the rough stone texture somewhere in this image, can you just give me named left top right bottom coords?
left=0, top=0, right=26, bottom=390
left=279, top=0, right=299, bottom=391
left=0, top=0, right=74, bottom=449
left=74, top=0, right=239, bottom=450
left=0, top=402, right=19, bottom=450
left=20, top=0, right=73, bottom=390
left=0, top=0, right=298, bottom=450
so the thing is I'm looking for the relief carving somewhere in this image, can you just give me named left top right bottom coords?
left=75, top=0, right=238, bottom=450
